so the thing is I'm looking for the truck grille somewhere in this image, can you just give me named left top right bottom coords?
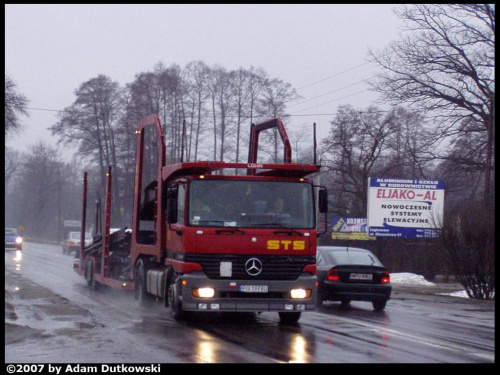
left=184, top=254, right=315, bottom=280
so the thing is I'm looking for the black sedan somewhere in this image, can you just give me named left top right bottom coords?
left=316, top=246, right=391, bottom=311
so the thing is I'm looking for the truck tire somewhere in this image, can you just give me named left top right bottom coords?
left=135, top=259, right=154, bottom=307
left=340, top=299, right=351, bottom=309
left=278, top=311, right=301, bottom=324
left=84, top=259, right=91, bottom=286
left=85, top=259, right=99, bottom=291
left=168, top=275, right=186, bottom=320
left=90, top=270, right=99, bottom=291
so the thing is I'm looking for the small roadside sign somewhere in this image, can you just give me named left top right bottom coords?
left=64, top=220, right=81, bottom=228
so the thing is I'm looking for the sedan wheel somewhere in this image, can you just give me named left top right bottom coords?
left=372, top=299, right=387, bottom=311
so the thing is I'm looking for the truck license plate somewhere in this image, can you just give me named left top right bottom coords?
left=350, top=273, right=373, bottom=281
left=239, top=285, right=268, bottom=293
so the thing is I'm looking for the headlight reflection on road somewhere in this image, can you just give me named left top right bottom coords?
left=194, top=330, right=219, bottom=363
left=13, top=250, right=22, bottom=270
left=14, top=250, right=22, bottom=261
left=288, top=334, right=308, bottom=363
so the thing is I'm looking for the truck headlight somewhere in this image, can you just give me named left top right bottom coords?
left=15, top=237, right=23, bottom=244
left=192, top=287, right=215, bottom=298
left=290, top=288, right=311, bottom=299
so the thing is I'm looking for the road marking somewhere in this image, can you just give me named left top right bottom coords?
left=307, top=312, right=494, bottom=362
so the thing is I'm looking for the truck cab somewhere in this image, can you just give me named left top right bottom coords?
left=131, top=115, right=327, bottom=323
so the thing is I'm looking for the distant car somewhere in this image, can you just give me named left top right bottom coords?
left=63, top=231, right=92, bottom=255
left=5, top=227, right=23, bottom=251
left=316, top=246, right=391, bottom=311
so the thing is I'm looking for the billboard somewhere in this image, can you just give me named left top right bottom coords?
left=367, top=178, right=444, bottom=238
left=331, top=217, right=375, bottom=240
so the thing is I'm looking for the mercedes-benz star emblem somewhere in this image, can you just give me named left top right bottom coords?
left=245, top=258, right=263, bottom=276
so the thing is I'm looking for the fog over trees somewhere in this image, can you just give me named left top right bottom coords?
left=5, top=4, right=494, bottom=299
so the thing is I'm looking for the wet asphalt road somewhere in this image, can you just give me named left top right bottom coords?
left=5, top=242, right=495, bottom=363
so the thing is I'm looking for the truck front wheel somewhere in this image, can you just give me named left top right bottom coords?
left=168, top=276, right=185, bottom=320
left=278, top=311, right=301, bottom=324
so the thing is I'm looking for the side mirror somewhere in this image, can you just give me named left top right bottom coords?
left=166, top=187, right=178, bottom=223
left=318, top=188, right=328, bottom=213
left=166, top=186, right=177, bottom=199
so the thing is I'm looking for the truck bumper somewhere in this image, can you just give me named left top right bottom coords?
left=179, top=272, right=317, bottom=313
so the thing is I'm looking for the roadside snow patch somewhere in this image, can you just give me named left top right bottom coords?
left=390, top=273, right=435, bottom=286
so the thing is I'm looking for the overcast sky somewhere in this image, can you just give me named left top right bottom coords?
left=5, top=4, right=403, bottom=160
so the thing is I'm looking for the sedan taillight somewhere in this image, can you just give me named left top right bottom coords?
left=327, top=268, right=340, bottom=281
left=381, top=271, right=390, bottom=284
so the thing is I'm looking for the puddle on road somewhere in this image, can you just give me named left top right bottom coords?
left=5, top=272, right=98, bottom=344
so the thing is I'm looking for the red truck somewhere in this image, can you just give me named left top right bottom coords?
left=73, top=114, right=327, bottom=323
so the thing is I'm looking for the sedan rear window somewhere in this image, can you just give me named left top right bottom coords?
left=70, top=232, right=91, bottom=240
left=323, top=250, right=382, bottom=266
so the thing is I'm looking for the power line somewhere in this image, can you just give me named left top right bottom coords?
left=289, top=77, right=374, bottom=108
left=288, top=109, right=391, bottom=118
left=291, top=89, right=371, bottom=114
left=296, top=61, right=372, bottom=91
left=26, top=107, right=62, bottom=113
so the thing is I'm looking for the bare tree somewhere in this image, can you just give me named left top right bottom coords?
left=322, top=105, right=402, bottom=216
left=231, top=67, right=252, bottom=167
left=384, top=107, right=430, bottom=179
left=369, top=4, right=495, bottom=205
left=435, top=117, right=492, bottom=204
left=115, top=90, right=139, bottom=226
left=289, top=126, right=315, bottom=164
left=206, top=65, right=236, bottom=162
left=439, top=200, right=495, bottom=300
left=247, top=66, right=267, bottom=125
left=157, top=64, right=187, bottom=164
left=5, top=74, right=29, bottom=137
left=183, top=61, right=210, bottom=162
left=4, top=147, right=24, bottom=194
left=127, top=71, right=162, bottom=120
left=13, top=142, right=62, bottom=239
left=257, top=78, right=302, bottom=163
left=49, top=75, right=124, bottom=223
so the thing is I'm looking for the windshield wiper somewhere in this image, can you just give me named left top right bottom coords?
left=251, top=222, right=304, bottom=236
left=273, top=228, right=303, bottom=236
left=215, top=228, right=246, bottom=235
left=196, top=220, right=246, bottom=235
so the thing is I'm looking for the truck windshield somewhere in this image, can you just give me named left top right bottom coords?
left=189, top=179, right=314, bottom=229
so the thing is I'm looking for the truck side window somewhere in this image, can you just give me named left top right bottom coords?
left=140, top=180, right=157, bottom=220
left=137, top=179, right=157, bottom=244
left=177, top=184, right=185, bottom=225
